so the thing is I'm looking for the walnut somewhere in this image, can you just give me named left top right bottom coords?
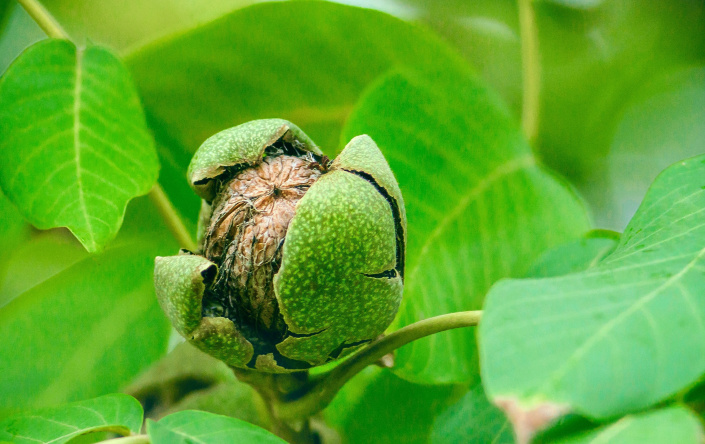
left=203, top=155, right=323, bottom=336
left=155, top=119, right=406, bottom=371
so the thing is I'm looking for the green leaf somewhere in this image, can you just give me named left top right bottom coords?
left=383, top=2, right=523, bottom=117
left=0, top=39, right=159, bottom=252
left=525, top=231, right=618, bottom=278
left=0, top=190, right=29, bottom=277
left=0, top=240, right=170, bottom=417
left=0, top=232, right=87, bottom=309
left=42, top=0, right=266, bottom=54
left=342, top=66, right=590, bottom=384
left=325, top=367, right=461, bottom=444
left=126, top=1, right=461, bottom=152
left=344, top=1, right=704, bottom=202
left=164, top=383, right=267, bottom=429
left=123, top=2, right=471, bottom=226
left=147, top=411, right=285, bottom=444
left=0, top=394, right=143, bottom=444
left=480, top=154, right=705, bottom=436
left=145, top=419, right=183, bottom=443
left=430, top=383, right=513, bottom=444
left=552, top=406, right=704, bottom=444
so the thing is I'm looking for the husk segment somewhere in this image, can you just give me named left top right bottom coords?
left=187, top=119, right=322, bottom=202
left=273, top=135, right=405, bottom=365
left=154, top=254, right=254, bottom=367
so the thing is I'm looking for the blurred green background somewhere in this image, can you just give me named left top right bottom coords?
left=1, top=0, right=704, bottom=442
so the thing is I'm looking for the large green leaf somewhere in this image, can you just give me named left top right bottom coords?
left=0, top=39, right=159, bottom=252
left=124, top=2, right=470, bottom=226
left=394, top=1, right=522, bottom=117
left=0, top=239, right=170, bottom=417
left=147, top=411, right=285, bottom=444
left=525, top=232, right=618, bottom=278
left=348, top=1, right=705, bottom=202
left=0, top=233, right=87, bottom=308
left=430, top=383, right=513, bottom=444
left=342, top=67, right=590, bottom=384
left=552, top=406, right=704, bottom=444
left=0, top=191, right=29, bottom=278
left=480, top=154, right=705, bottom=438
left=44, top=0, right=268, bottom=54
left=0, top=394, right=142, bottom=444
left=0, top=0, right=261, bottom=75
left=163, top=383, right=267, bottom=428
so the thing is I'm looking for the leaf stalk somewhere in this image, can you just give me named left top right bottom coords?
left=519, top=0, right=541, bottom=144
left=17, top=0, right=69, bottom=40
left=148, top=184, right=198, bottom=251
left=238, top=311, right=482, bottom=422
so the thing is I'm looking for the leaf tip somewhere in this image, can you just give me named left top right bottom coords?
left=494, top=397, right=570, bottom=444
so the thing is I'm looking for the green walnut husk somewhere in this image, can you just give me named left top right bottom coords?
left=155, top=119, right=406, bottom=372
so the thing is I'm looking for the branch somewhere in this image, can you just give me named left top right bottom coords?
left=274, top=310, right=482, bottom=421
left=148, top=184, right=198, bottom=251
left=518, top=0, right=540, bottom=144
left=17, top=0, right=69, bottom=39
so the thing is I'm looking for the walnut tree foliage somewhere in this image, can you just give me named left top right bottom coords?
left=1, top=1, right=705, bottom=443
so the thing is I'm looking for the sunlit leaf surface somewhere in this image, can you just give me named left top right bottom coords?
left=552, top=406, right=703, bottom=444
left=0, top=394, right=143, bottom=444
left=325, top=367, right=459, bottom=444
left=0, top=39, right=159, bottom=252
left=481, top=155, right=705, bottom=425
left=148, top=410, right=285, bottom=444
left=343, top=66, right=590, bottom=384
left=430, top=383, right=513, bottom=444
left=525, top=233, right=618, bottom=278
left=124, top=2, right=474, bottom=227
left=0, top=240, right=170, bottom=416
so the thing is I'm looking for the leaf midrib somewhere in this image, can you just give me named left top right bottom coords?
left=72, top=47, right=95, bottom=251
left=7, top=416, right=131, bottom=444
left=406, top=155, right=535, bottom=284
left=538, top=244, right=705, bottom=396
